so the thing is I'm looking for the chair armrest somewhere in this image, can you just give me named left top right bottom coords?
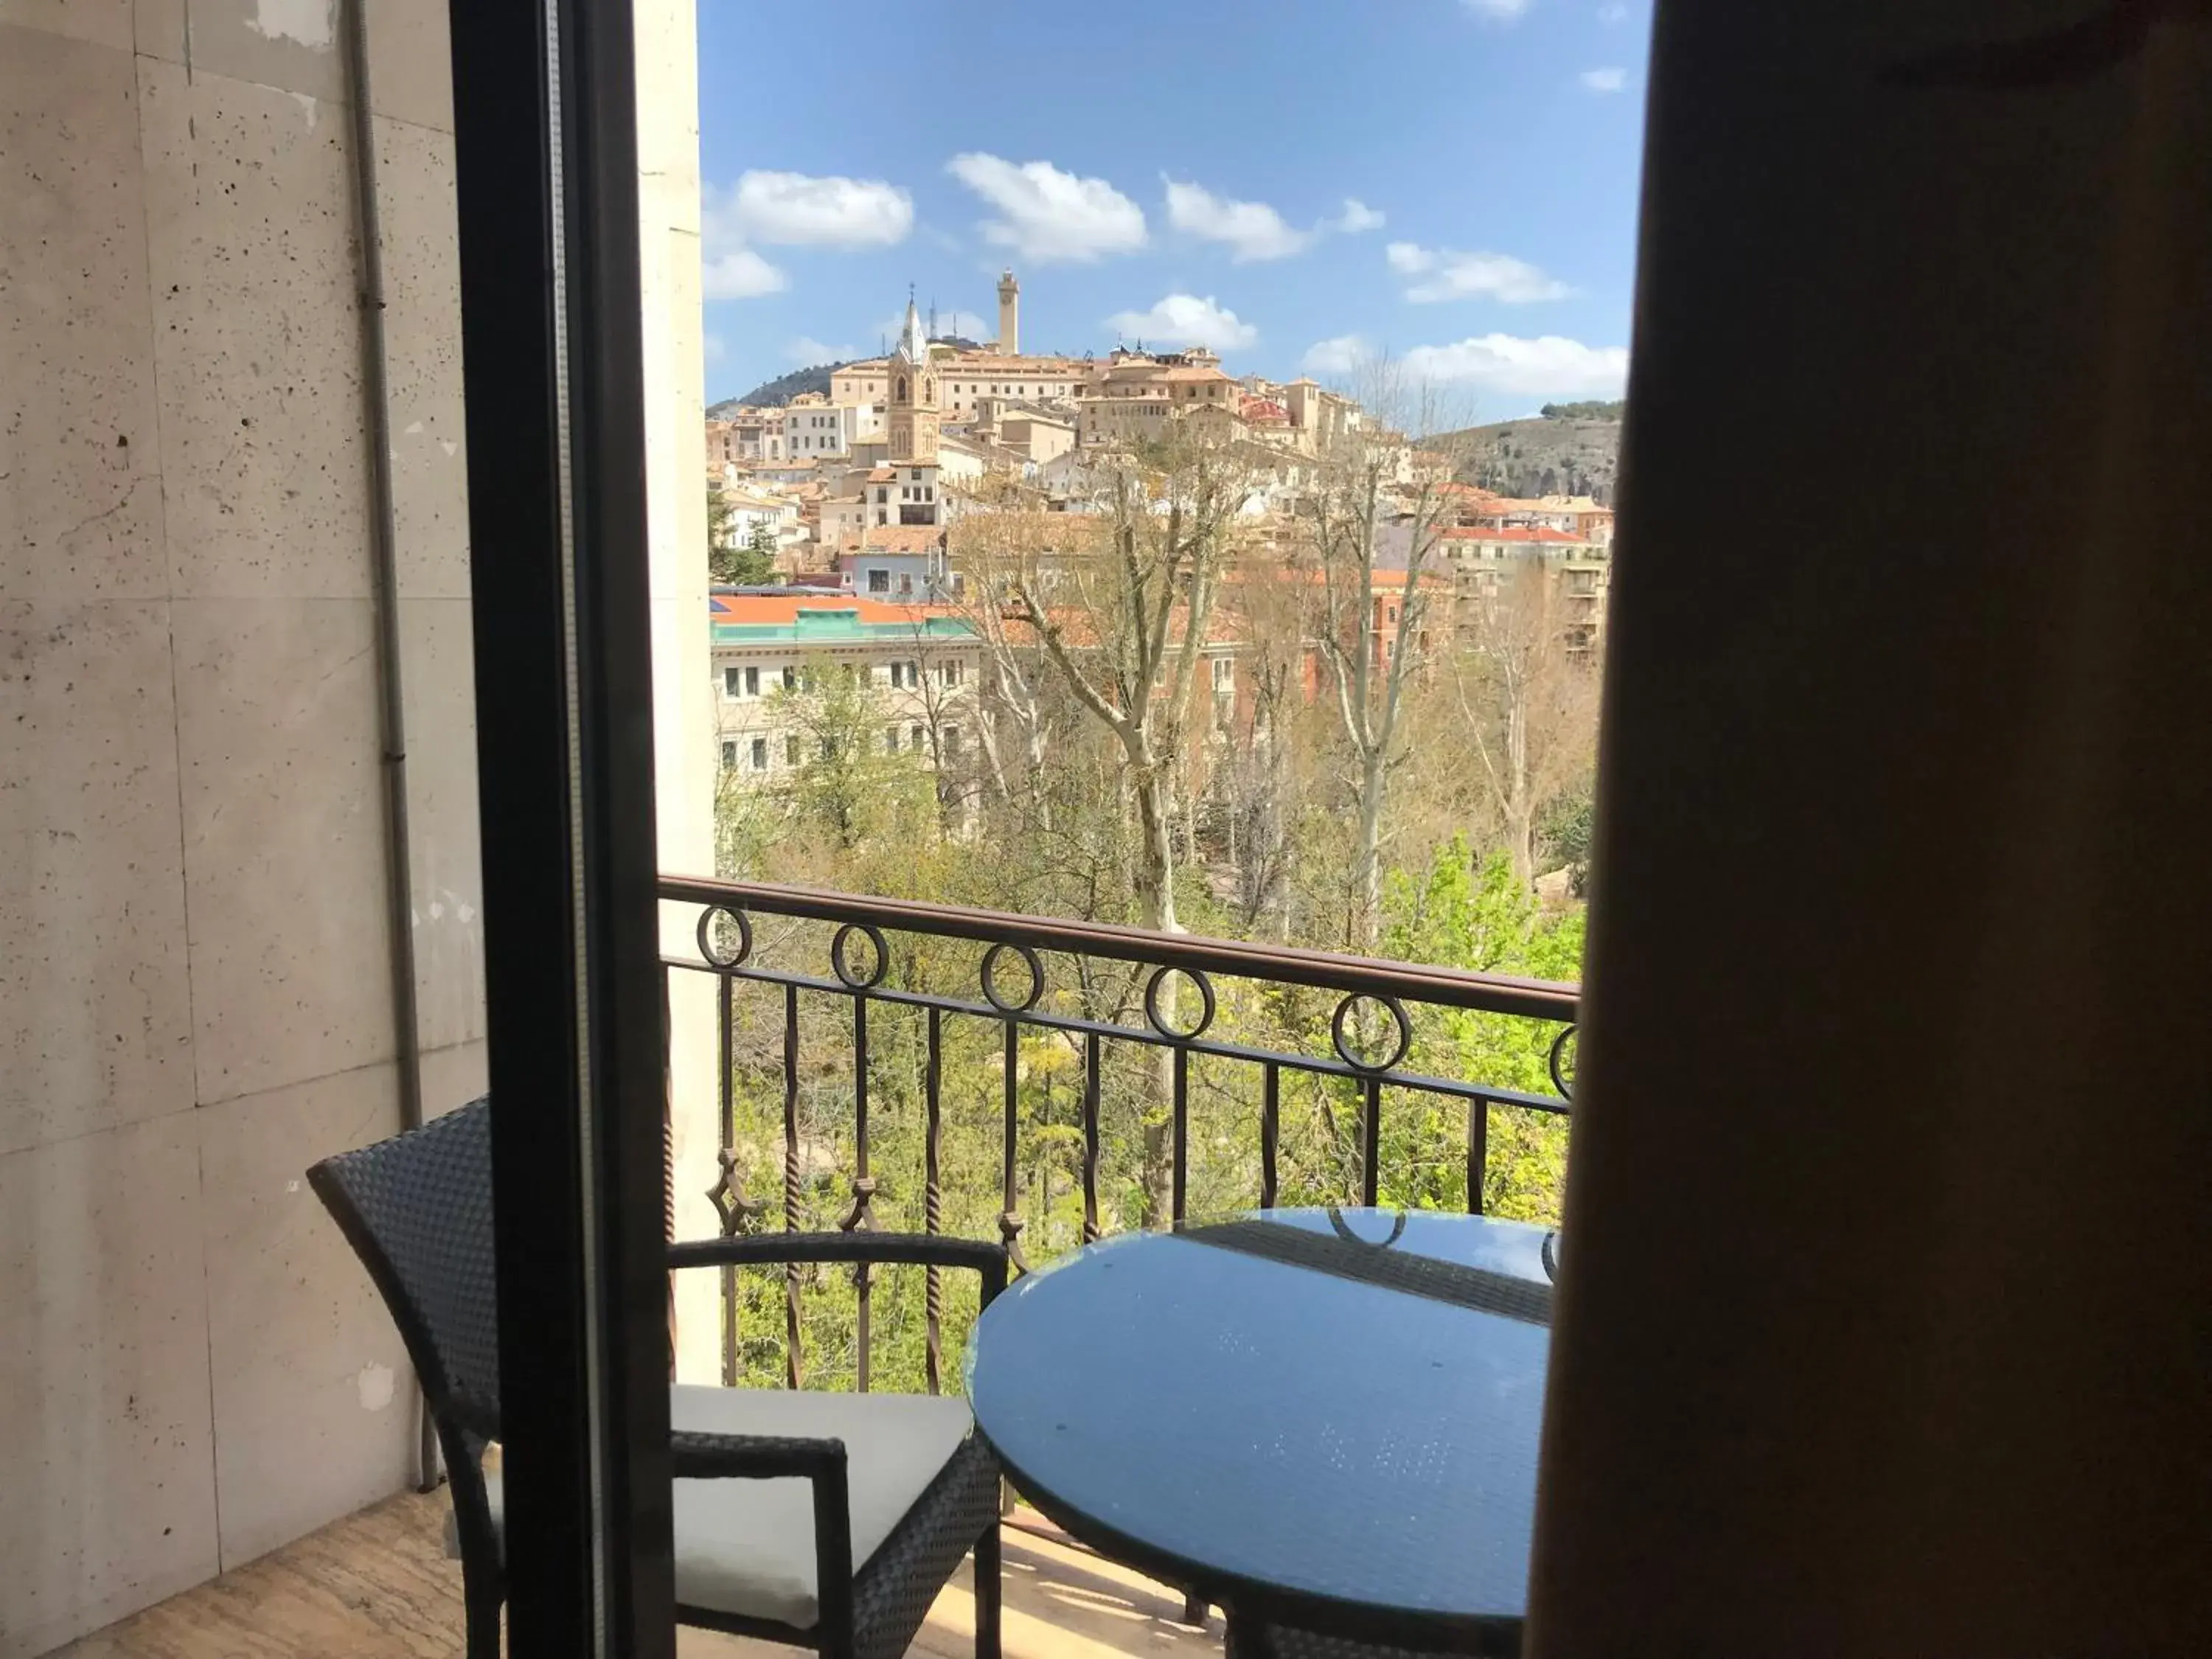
left=668, top=1231, right=1009, bottom=1304
left=672, top=1430, right=854, bottom=1639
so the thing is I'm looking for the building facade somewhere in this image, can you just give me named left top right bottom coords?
left=710, top=595, right=983, bottom=781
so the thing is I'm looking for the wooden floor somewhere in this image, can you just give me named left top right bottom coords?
left=51, top=1489, right=1226, bottom=1659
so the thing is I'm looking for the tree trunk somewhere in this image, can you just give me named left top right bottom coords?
left=1506, top=684, right=1534, bottom=884
left=1352, top=747, right=1388, bottom=952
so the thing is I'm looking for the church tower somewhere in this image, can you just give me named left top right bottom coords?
left=886, top=295, right=939, bottom=465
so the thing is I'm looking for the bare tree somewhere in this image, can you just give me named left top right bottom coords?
left=1303, top=358, right=1472, bottom=948
left=1452, top=560, right=1603, bottom=883
left=949, top=508, right=1064, bottom=818
left=995, top=438, right=1253, bottom=935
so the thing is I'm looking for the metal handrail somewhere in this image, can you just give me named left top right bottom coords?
left=656, top=874, right=1579, bottom=1021
left=657, top=872, right=1579, bottom=1396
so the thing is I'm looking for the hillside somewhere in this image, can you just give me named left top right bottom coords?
left=1430, top=403, right=1624, bottom=503
left=711, top=361, right=849, bottom=414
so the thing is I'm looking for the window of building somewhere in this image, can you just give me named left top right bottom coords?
left=876, top=487, right=888, bottom=503
left=885, top=726, right=900, bottom=753
left=941, top=660, right=963, bottom=688
left=911, top=723, right=925, bottom=751
left=868, top=569, right=890, bottom=593
left=819, top=737, right=835, bottom=760
left=909, top=468, right=922, bottom=481
left=723, top=667, right=740, bottom=698
left=720, top=740, right=737, bottom=769
left=942, top=725, right=961, bottom=758
left=785, top=734, right=801, bottom=766
left=782, top=665, right=796, bottom=690
left=744, top=665, right=759, bottom=697
left=751, top=737, right=768, bottom=771
left=1212, top=657, right=1234, bottom=688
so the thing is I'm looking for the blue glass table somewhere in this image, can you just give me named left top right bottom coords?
left=964, top=1209, right=1556, bottom=1656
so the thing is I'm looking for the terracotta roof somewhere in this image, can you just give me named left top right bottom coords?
left=860, top=524, right=948, bottom=554
left=865, top=467, right=896, bottom=482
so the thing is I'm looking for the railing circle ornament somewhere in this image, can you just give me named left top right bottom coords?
left=1142, top=964, right=1217, bottom=1042
left=979, top=941, right=1045, bottom=1015
left=1548, top=1025, right=1578, bottom=1101
left=696, top=905, right=754, bottom=970
left=830, top=922, right=890, bottom=991
left=1331, top=992, right=1413, bottom=1074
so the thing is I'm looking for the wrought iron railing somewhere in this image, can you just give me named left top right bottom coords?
left=659, top=874, right=1577, bottom=1395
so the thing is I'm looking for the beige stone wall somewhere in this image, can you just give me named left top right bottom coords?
left=0, top=1, right=481, bottom=1650
left=632, top=0, right=720, bottom=1386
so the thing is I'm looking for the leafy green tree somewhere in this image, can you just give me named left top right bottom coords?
left=712, top=519, right=779, bottom=587
left=772, top=667, right=933, bottom=852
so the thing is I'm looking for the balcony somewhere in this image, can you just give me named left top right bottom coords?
left=44, top=880, right=1576, bottom=1659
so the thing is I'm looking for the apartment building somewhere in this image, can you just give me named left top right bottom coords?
left=710, top=594, right=982, bottom=781
left=1438, top=524, right=1612, bottom=655
left=835, top=526, right=958, bottom=604
left=782, top=393, right=880, bottom=459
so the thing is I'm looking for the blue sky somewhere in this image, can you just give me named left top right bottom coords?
left=696, top=0, right=1649, bottom=420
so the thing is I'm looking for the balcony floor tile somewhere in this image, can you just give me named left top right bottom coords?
left=49, top=1486, right=1228, bottom=1659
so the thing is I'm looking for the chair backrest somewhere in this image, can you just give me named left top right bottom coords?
left=308, top=1098, right=501, bottom=1439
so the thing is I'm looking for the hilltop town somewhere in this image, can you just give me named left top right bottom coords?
left=703, top=272, right=1613, bottom=913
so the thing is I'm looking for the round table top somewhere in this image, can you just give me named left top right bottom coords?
left=964, top=1208, right=1554, bottom=1648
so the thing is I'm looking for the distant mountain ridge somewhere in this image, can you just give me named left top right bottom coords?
left=710, top=361, right=849, bottom=414
left=1428, top=403, right=1624, bottom=504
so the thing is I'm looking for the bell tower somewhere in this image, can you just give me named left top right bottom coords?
left=996, top=269, right=1020, bottom=356
left=886, top=293, right=939, bottom=465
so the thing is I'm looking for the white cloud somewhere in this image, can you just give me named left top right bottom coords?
left=702, top=248, right=785, bottom=299
left=1107, top=294, right=1257, bottom=352
left=1597, top=2, right=1629, bottom=21
left=1163, top=181, right=1386, bottom=260
left=1164, top=178, right=1310, bottom=262
left=698, top=171, right=906, bottom=303
left=1387, top=241, right=1570, bottom=303
left=946, top=153, right=1147, bottom=264
left=785, top=336, right=859, bottom=366
left=1462, top=0, right=1530, bottom=17
left=714, top=170, right=912, bottom=248
left=1326, top=198, right=1387, bottom=235
left=1401, top=334, right=1629, bottom=400
left=1579, top=66, right=1629, bottom=93
left=1300, top=335, right=1371, bottom=377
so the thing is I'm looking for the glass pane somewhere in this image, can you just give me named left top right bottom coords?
left=658, top=0, right=1647, bottom=1653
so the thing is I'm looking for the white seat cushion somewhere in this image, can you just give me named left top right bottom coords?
left=473, top=1385, right=978, bottom=1629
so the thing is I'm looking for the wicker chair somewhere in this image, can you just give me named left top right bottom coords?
left=308, top=1099, right=1005, bottom=1659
